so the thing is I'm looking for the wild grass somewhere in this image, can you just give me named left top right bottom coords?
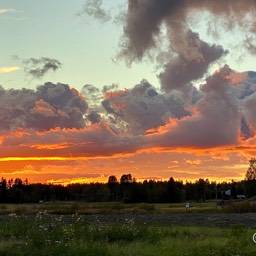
left=221, top=200, right=256, bottom=213
left=0, top=213, right=255, bottom=256
left=0, top=201, right=222, bottom=215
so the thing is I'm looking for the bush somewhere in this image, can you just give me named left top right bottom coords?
left=221, top=200, right=256, bottom=213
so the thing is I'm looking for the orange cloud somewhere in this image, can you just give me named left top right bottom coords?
left=31, top=99, right=57, bottom=117
left=46, top=174, right=107, bottom=185
left=0, top=66, right=255, bottom=184
left=0, top=157, right=70, bottom=162
left=104, top=89, right=128, bottom=99
left=0, top=150, right=249, bottom=184
left=223, top=70, right=249, bottom=85
left=185, top=159, right=202, bottom=165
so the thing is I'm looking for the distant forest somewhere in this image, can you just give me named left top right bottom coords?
left=0, top=173, right=256, bottom=204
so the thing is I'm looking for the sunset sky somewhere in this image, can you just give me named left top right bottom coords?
left=1, top=0, right=256, bottom=184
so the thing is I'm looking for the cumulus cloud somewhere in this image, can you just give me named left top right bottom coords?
left=102, top=80, right=190, bottom=135
left=81, top=84, right=102, bottom=109
left=81, top=81, right=194, bottom=135
left=159, top=31, right=227, bottom=94
left=0, top=83, right=88, bottom=131
left=147, top=66, right=241, bottom=149
left=87, top=111, right=102, bottom=124
left=81, top=84, right=107, bottom=125
left=110, top=0, right=256, bottom=141
left=0, top=122, right=144, bottom=158
left=240, top=116, right=254, bottom=141
left=115, top=0, right=256, bottom=115
left=1, top=66, right=256, bottom=159
left=243, top=92, right=256, bottom=131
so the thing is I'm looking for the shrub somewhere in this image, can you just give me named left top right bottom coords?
left=221, top=200, right=256, bottom=213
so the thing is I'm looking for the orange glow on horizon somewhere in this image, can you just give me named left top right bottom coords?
left=0, top=123, right=252, bottom=185
left=45, top=175, right=245, bottom=186
left=0, top=157, right=70, bottom=162
left=31, top=142, right=93, bottom=150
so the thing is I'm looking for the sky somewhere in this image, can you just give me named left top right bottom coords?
left=1, top=0, right=256, bottom=184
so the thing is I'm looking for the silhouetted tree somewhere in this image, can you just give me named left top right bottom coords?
left=231, top=182, right=237, bottom=199
left=0, top=175, right=250, bottom=203
left=195, top=179, right=207, bottom=202
left=0, top=178, right=7, bottom=202
left=244, top=158, right=256, bottom=197
left=246, top=158, right=256, bottom=180
left=185, top=181, right=196, bottom=201
left=108, top=175, right=118, bottom=184
left=120, top=174, right=133, bottom=183
left=14, top=178, right=23, bottom=187
left=7, top=179, right=13, bottom=189
left=108, top=175, right=118, bottom=201
left=120, top=174, right=133, bottom=202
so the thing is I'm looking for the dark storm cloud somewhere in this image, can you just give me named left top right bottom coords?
left=119, top=0, right=256, bottom=64
left=81, top=81, right=192, bottom=135
left=0, top=86, right=36, bottom=130
left=159, top=30, right=227, bottom=93
left=0, top=122, right=145, bottom=158
left=118, top=0, right=179, bottom=64
left=240, top=116, right=254, bottom=141
left=0, top=83, right=88, bottom=131
left=114, top=0, right=256, bottom=114
left=102, top=80, right=190, bottom=135
left=33, top=83, right=88, bottom=130
left=87, top=111, right=102, bottom=124
left=148, top=66, right=242, bottom=148
left=243, top=92, right=256, bottom=131
left=229, top=72, right=256, bottom=100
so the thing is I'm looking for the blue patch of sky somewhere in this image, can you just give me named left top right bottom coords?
left=0, top=0, right=159, bottom=91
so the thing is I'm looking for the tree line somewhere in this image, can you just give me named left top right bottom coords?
left=0, top=174, right=255, bottom=204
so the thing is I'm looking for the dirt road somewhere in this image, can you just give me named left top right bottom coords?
left=83, top=213, right=256, bottom=228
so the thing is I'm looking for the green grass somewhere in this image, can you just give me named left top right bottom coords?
left=0, top=213, right=255, bottom=255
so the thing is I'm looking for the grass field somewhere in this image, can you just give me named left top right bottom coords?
left=0, top=201, right=220, bottom=215
left=0, top=202, right=255, bottom=255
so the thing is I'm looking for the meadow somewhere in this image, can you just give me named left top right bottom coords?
left=0, top=202, right=255, bottom=255
left=0, top=201, right=219, bottom=215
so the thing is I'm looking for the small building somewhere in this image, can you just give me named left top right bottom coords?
left=237, top=194, right=245, bottom=200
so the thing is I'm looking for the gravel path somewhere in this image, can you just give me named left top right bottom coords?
left=83, top=213, right=256, bottom=228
